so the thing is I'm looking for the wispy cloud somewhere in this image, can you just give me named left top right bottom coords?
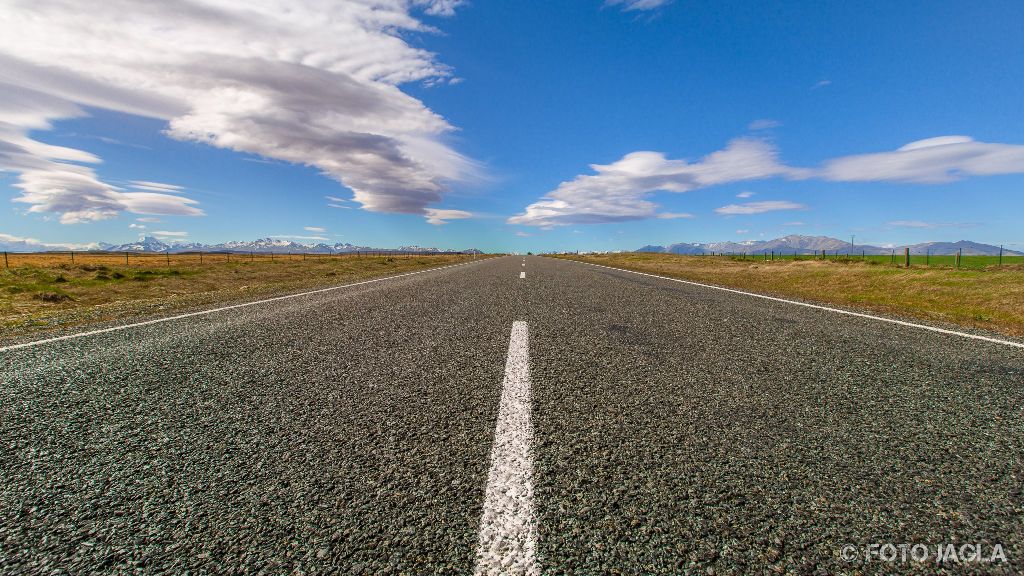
left=736, top=191, right=755, bottom=198
left=136, top=217, right=161, bottom=223
left=656, top=212, right=694, bottom=219
left=425, top=208, right=473, bottom=225
left=515, top=231, right=531, bottom=237
left=129, top=223, right=145, bottom=229
left=605, top=0, right=672, bottom=11
left=326, top=195, right=354, bottom=209
left=152, top=230, right=188, bottom=238
left=812, top=79, right=832, bottom=89
left=748, top=119, right=781, bottom=131
left=304, top=226, right=326, bottom=233
left=0, top=0, right=476, bottom=224
left=781, top=221, right=806, bottom=227
left=417, top=0, right=466, bottom=16
left=130, top=181, right=184, bottom=193
left=821, top=136, right=1024, bottom=183
left=715, top=200, right=806, bottom=215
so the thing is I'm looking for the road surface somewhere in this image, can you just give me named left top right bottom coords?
left=2, top=256, right=1022, bottom=574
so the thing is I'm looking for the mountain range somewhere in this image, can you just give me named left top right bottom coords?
left=637, top=235, right=1021, bottom=256
left=1, top=235, right=481, bottom=254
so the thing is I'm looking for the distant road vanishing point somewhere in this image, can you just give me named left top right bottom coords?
left=2, top=256, right=1022, bottom=574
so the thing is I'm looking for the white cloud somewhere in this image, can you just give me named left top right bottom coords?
left=812, top=80, right=832, bottom=89
left=0, top=232, right=97, bottom=251
left=509, top=139, right=800, bottom=227
left=325, top=195, right=351, bottom=203
left=129, top=223, right=146, bottom=229
left=417, top=0, right=466, bottom=16
left=0, top=110, right=205, bottom=223
left=656, top=212, right=694, bottom=219
left=515, top=231, right=531, bottom=237
left=152, top=230, right=188, bottom=238
left=735, top=229, right=749, bottom=234
left=512, top=134, right=1024, bottom=227
left=781, top=221, right=806, bottom=227
left=130, top=180, right=184, bottom=193
left=328, top=204, right=351, bottom=209
left=606, top=0, right=672, bottom=11
left=304, top=226, right=326, bottom=233
left=715, top=200, right=807, bottom=215
left=136, top=217, right=161, bottom=223
left=0, top=0, right=475, bottom=224
left=822, top=136, right=1024, bottom=183
left=424, top=208, right=472, bottom=225
left=748, top=119, right=781, bottom=131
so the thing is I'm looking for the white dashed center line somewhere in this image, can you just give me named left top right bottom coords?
left=519, top=271, right=526, bottom=279
left=475, top=321, right=539, bottom=576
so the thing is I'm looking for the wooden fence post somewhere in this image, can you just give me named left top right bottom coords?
left=904, top=247, right=910, bottom=267
left=3, top=251, right=7, bottom=269
left=200, top=251, right=203, bottom=264
left=999, top=245, right=1004, bottom=265
left=956, top=248, right=961, bottom=269
left=125, top=251, right=129, bottom=265
left=70, top=251, right=74, bottom=263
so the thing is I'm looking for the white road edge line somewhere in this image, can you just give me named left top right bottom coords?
left=0, top=260, right=479, bottom=353
left=575, top=260, right=1024, bottom=350
left=475, top=321, right=539, bottom=576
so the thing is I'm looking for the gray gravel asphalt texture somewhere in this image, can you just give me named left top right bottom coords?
left=2, top=255, right=1023, bottom=575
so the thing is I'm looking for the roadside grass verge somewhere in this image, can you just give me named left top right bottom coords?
left=1, top=254, right=486, bottom=342
left=550, top=253, right=1024, bottom=338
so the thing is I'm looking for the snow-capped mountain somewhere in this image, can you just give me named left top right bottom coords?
left=637, top=235, right=1021, bottom=256
left=78, top=236, right=481, bottom=254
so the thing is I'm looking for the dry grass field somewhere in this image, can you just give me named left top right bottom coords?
left=1, top=252, right=485, bottom=342
left=552, top=252, right=1024, bottom=338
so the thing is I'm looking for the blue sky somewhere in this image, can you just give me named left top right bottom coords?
left=1, top=0, right=1022, bottom=252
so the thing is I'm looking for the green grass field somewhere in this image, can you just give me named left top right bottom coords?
left=674, top=252, right=1024, bottom=269
left=1, top=252, right=486, bottom=342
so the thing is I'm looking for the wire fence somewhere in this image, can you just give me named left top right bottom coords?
left=2, top=250, right=477, bottom=269
left=677, top=248, right=1022, bottom=269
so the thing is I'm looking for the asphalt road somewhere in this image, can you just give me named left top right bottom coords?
left=2, top=255, right=1022, bottom=575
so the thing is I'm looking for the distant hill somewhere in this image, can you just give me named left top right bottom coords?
left=904, top=240, right=1018, bottom=256
left=5, top=235, right=481, bottom=254
left=636, top=235, right=1021, bottom=256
